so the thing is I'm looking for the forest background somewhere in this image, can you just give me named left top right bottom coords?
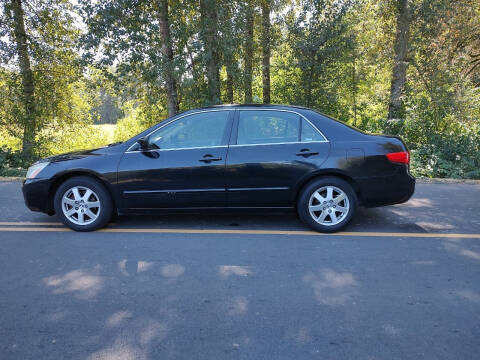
left=1, top=0, right=479, bottom=178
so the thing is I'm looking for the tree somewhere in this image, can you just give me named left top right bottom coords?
left=154, top=0, right=179, bottom=116
left=288, top=0, right=353, bottom=110
left=7, top=0, right=36, bottom=159
left=447, top=0, right=480, bottom=86
left=219, top=0, right=241, bottom=104
left=261, top=0, right=271, bottom=103
left=200, top=0, right=221, bottom=104
left=243, top=0, right=254, bottom=103
left=1, top=0, right=90, bottom=158
left=80, top=0, right=183, bottom=116
left=386, top=0, right=410, bottom=131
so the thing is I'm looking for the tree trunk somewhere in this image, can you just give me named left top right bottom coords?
left=352, top=56, right=358, bottom=127
left=304, top=64, right=314, bottom=107
left=10, top=0, right=35, bottom=159
left=226, top=65, right=234, bottom=103
left=200, top=0, right=220, bottom=104
left=261, top=0, right=270, bottom=104
left=387, top=0, right=410, bottom=131
left=222, top=3, right=235, bottom=103
left=244, top=1, right=254, bottom=103
left=156, top=0, right=179, bottom=117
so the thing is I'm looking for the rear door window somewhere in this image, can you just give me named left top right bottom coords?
left=237, top=110, right=300, bottom=145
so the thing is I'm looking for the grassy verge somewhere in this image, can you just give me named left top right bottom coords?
left=0, top=167, right=27, bottom=178
left=415, top=177, right=480, bottom=184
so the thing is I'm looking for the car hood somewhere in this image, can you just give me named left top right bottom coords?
left=39, top=143, right=124, bottom=164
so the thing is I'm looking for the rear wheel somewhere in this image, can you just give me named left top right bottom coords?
left=297, top=177, right=357, bottom=232
left=54, top=176, right=113, bottom=231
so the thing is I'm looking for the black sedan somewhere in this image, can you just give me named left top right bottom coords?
left=23, top=104, right=415, bottom=232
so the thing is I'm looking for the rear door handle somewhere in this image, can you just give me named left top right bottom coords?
left=199, top=154, right=223, bottom=163
left=296, top=149, right=319, bottom=157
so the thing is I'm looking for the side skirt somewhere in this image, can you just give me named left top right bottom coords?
left=117, top=207, right=295, bottom=216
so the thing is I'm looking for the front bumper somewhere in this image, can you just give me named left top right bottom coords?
left=22, top=178, right=54, bottom=214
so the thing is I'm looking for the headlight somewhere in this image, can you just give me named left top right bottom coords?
left=26, top=162, right=50, bottom=179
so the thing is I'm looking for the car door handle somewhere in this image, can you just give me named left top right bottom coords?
left=296, top=149, right=319, bottom=157
left=199, top=155, right=223, bottom=163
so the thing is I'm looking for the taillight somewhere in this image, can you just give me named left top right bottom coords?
left=386, top=151, right=410, bottom=164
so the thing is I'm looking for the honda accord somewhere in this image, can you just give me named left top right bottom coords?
left=23, top=104, right=415, bottom=232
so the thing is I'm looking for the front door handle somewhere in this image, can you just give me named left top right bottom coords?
left=296, top=149, right=319, bottom=157
left=199, top=154, right=223, bottom=163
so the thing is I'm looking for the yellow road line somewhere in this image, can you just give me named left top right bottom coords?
left=0, top=221, right=62, bottom=226
left=0, top=227, right=70, bottom=232
left=0, top=226, right=479, bottom=238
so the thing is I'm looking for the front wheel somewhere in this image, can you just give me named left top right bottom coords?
left=54, top=176, right=113, bottom=231
left=297, top=177, right=357, bottom=233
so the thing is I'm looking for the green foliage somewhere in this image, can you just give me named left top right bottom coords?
left=0, top=149, right=28, bottom=177
left=114, top=100, right=168, bottom=142
left=114, top=105, right=146, bottom=142
left=1, top=0, right=479, bottom=179
left=406, top=116, right=480, bottom=179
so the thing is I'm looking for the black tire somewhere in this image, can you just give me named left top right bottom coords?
left=54, top=176, right=113, bottom=232
left=297, top=176, right=357, bottom=233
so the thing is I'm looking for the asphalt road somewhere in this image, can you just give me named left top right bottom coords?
left=0, top=180, right=479, bottom=359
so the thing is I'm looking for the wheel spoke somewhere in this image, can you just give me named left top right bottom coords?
left=318, top=211, right=328, bottom=223
left=65, top=208, right=76, bottom=217
left=85, top=209, right=97, bottom=220
left=63, top=197, right=76, bottom=206
left=310, top=204, right=323, bottom=212
left=336, top=206, right=348, bottom=213
left=330, top=212, right=338, bottom=224
left=77, top=211, right=85, bottom=224
left=83, top=189, right=93, bottom=201
left=87, top=201, right=100, bottom=208
left=326, top=187, right=333, bottom=200
left=72, top=187, right=81, bottom=200
left=313, top=192, right=325, bottom=203
left=334, top=193, right=346, bottom=204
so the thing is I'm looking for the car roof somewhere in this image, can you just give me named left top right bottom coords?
left=199, top=103, right=313, bottom=112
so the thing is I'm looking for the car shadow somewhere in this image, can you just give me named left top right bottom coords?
left=5, top=181, right=480, bottom=234
left=109, top=206, right=428, bottom=234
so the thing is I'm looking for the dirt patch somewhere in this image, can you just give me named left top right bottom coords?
left=416, top=177, right=480, bottom=185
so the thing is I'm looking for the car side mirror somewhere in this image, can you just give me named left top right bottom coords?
left=137, top=136, right=150, bottom=150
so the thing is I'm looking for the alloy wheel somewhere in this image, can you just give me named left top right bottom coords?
left=61, top=186, right=101, bottom=225
left=308, top=186, right=349, bottom=226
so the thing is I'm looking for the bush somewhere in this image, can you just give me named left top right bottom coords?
left=405, top=120, right=480, bottom=179
left=0, top=149, right=28, bottom=177
left=40, top=123, right=115, bottom=157
left=114, top=106, right=145, bottom=142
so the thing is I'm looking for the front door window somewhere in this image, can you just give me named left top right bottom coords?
left=149, top=111, right=230, bottom=149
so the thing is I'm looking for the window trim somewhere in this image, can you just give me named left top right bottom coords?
left=232, top=109, right=328, bottom=146
left=126, top=109, right=235, bottom=153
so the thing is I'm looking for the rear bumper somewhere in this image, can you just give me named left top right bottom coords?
left=358, top=169, right=415, bottom=207
left=22, top=178, right=54, bottom=214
